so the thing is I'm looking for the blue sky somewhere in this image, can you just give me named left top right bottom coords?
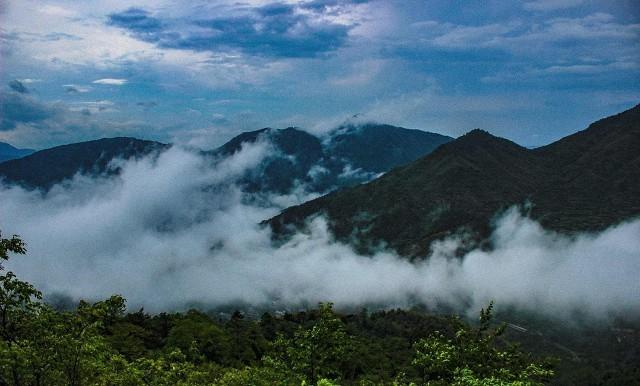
left=0, top=0, right=638, bottom=149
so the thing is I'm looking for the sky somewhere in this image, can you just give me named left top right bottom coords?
left=0, top=0, right=638, bottom=149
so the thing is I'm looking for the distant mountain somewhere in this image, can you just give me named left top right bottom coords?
left=0, top=125, right=452, bottom=194
left=213, top=127, right=325, bottom=193
left=0, top=142, right=34, bottom=162
left=326, top=124, right=453, bottom=173
left=268, top=104, right=640, bottom=257
left=213, top=124, right=453, bottom=194
left=0, top=137, right=168, bottom=190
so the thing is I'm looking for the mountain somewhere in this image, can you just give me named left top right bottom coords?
left=0, top=124, right=452, bottom=194
left=0, top=142, right=34, bottom=162
left=529, top=105, right=640, bottom=231
left=213, top=127, right=325, bottom=193
left=213, top=125, right=454, bottom=194
left=267, top=104, right=640, bottom=257
left=326, top=124, right=453, bottom=173
left=0, top=137, right=168, bottom=190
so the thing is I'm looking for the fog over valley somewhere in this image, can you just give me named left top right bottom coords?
left=2, top=143, right=638, bottom=321
left=1, top=1, right=639, bottom=383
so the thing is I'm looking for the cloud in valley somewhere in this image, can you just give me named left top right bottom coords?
left=0, top=146, right=638, bottom=321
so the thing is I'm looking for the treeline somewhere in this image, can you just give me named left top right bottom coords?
left=0, top=231, right=554, bottom=385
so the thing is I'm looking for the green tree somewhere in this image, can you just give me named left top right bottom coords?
left=267, top=303, right=351, bottom=384
left=166, top=310, right=231, bottom=364
left=412, top=302, right=554, bottom=385
left=0, top=232, right=26, bottom=269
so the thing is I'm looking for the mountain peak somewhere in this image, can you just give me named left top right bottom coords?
left=464, top=128, right=491, bottom=136
left=442, top=129, right=525, bottom=155
left=458, top=129, right=500, bottom=142
left=269, top=105, right=640, bottom=257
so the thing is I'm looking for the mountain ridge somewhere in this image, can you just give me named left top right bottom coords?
left=267, top=104, right=640, bottom=257
left=0, top=141, right=34, bottom=163
left=210, top=124, right=453, bottom=194
left=0, top=137, right=168, bottom=190
left=0, top=124, right=453, bottom=194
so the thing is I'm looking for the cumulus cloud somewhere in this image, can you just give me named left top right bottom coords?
left=0, top=145, right=638, bottom=321
left=107, top=2, right=360, bottom=58
left=92, top=78, right=128, bottom=85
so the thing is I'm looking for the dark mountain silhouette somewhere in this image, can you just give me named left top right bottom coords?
left=326, top=124, right=453, bottom=173
left=268, top=104, right=640, bottom=257
left=0, top=137, right=168, bottom=190
left=529, top=105, right=640, bottom=231
left=0, top=124, right=452, bottom=194
left=212, top=125, right=453, bottom=194
left=0, top=142, right=34, bottom=162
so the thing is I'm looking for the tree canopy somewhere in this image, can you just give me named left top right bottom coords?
left=0, top=230, right=558, bottom=385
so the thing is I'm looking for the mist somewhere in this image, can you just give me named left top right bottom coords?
left=0, top=144, right=638, bottom=321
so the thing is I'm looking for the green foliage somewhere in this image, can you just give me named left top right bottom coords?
left=411, top=302, right=553, bottom=385
left=0, top=231, right=26, bottom=265
left=267, top=303, right=352, bottom=384
left=166, top=310, right=231, bottom=364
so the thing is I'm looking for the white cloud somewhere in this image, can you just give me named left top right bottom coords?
left=541, top=61, right=639, bottom=74
left=1, top=147, right=638, bottom=320
left=92, top=78, right=128, bottom=85
left=38, top=4, right=77, bottom=17
left=17, top=78, right=42, bottom=84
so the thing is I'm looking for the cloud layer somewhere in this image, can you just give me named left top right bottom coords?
left=1, top=146, right=638, bottom=321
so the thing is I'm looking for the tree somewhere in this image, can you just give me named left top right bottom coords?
left=0, top=231, right=26, bottom=269
left=412, top=302, right=554, bottom=385
left=166, top=310, right=231, bottom=364
left=267, top=303, right=352, bottom=384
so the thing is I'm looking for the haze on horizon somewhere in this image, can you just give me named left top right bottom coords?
left=0, top=0, right=639, bottom=150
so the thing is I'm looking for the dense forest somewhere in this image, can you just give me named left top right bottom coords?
left=0, top=230, right=559, bottom=385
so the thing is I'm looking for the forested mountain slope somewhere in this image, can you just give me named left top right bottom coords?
left=268, top=105, right=640, bottom=257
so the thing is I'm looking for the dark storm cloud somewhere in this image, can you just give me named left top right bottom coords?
left=108, top=2, right=353, bottom=58
left=107, top=7, right=162, bottom=33
left=0, top=91, right=57, bottom=131
left=8, top=80, right=28, bottom=94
